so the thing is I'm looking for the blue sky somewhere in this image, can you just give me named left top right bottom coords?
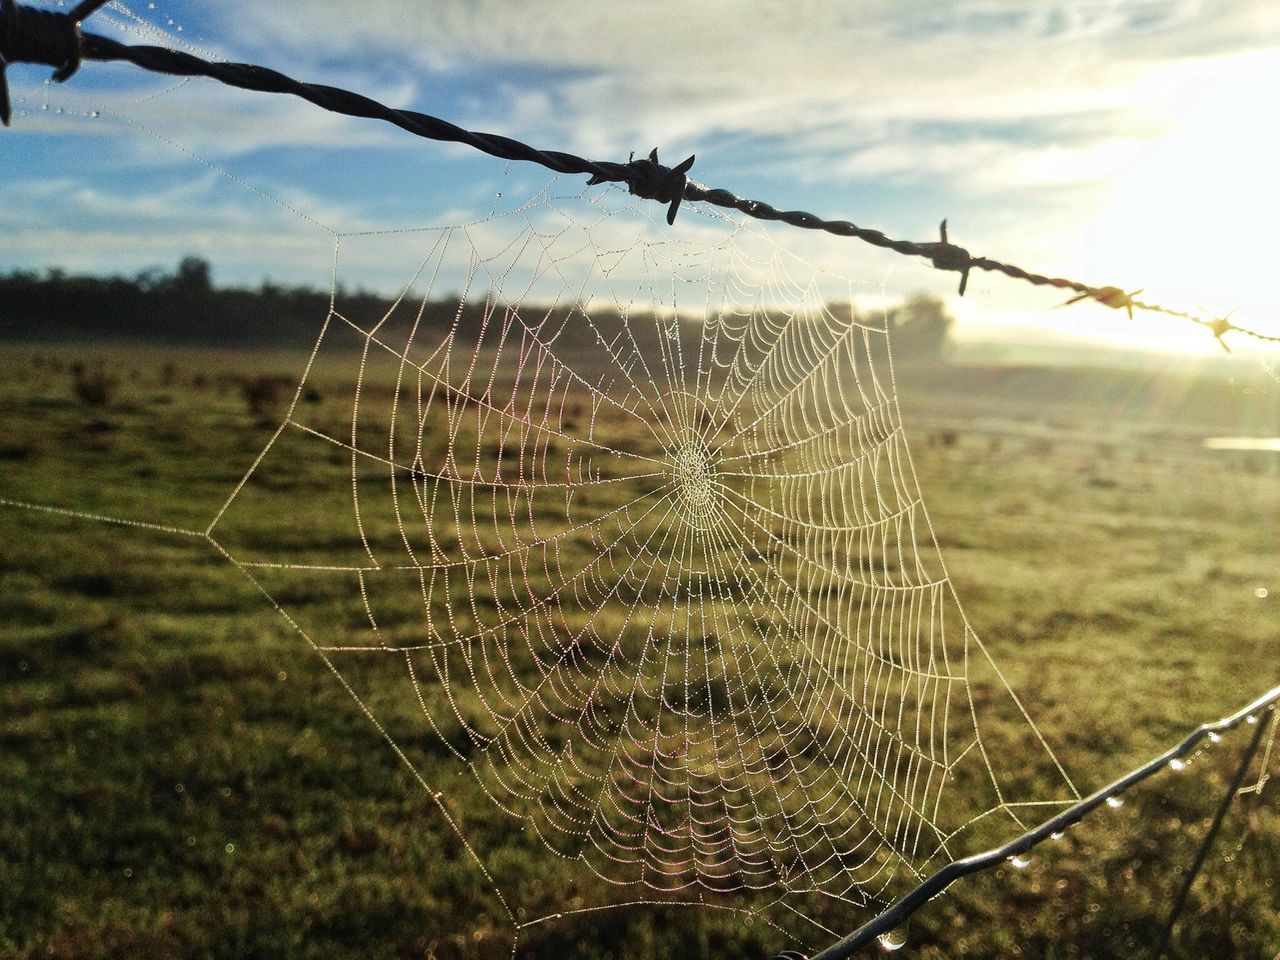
left=3, top=0, right=1279, bottom=349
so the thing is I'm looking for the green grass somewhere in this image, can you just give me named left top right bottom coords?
left=2, top=344, right=1278, bottom=959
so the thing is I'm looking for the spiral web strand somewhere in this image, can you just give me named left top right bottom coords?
left=183, top=183, right=1084, bottom=952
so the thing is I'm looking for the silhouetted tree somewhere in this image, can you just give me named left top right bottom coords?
left=172, top=256, right=212, bottom=295
left=886, top=294, right=953, bottom=359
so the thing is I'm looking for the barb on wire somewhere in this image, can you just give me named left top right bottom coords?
left=1205, top=310, right=1238, bottom=353
left=915, top=220, right=974, bottom=295
left=1, top=0, right=1278, bottom=352
left=1063, top=285, right=1143, bottom=319
left=590, top=148, right=695, bottom=225
left=805, top=682, right=1280, bottom=960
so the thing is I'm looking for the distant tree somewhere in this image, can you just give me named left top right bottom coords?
left=133, top=266, right=168, bottom=292
left=886, top=294, right=953, bottom=359
left=172, top=256, right=212, bottom=295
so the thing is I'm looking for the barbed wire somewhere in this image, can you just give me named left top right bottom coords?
left=2, top=0, right=1278, bottom=349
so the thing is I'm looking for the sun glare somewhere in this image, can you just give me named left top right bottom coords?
left=1084, top=51, right=1280, bottom=348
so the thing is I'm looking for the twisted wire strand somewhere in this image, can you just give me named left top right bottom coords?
left=0, top=2, right=1277, bottom=347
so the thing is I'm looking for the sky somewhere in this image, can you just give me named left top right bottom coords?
left=3, top=0, right=1280, bottom=352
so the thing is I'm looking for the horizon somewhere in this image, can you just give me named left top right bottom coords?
left=5, top=254, right=1277, bottom=378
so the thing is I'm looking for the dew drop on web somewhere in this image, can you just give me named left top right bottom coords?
left=878, top=930, right=907, bottom=952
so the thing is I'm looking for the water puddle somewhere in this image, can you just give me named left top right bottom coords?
left=1203, top=437, right=1280, bottom=452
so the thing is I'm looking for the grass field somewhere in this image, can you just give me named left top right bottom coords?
left=2, top=341, right=1278, bottom=960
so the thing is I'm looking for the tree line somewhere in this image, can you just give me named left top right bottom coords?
left=0, top=256, right=952, bottom=358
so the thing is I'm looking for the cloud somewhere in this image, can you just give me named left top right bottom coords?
left=14, top=71, right=417, bottom=161
left=20, top=0, right=1276, bottom=191
left=38, top=0, right=1233, bottom=282
left=0, top=171, right=333, bottom=283
left=198, top=0, right=1278, bottom=155
left=5, top=0, right=1277, bottom=325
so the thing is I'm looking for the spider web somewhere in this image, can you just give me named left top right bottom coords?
left=202, top=182, right=1080, bottom=954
